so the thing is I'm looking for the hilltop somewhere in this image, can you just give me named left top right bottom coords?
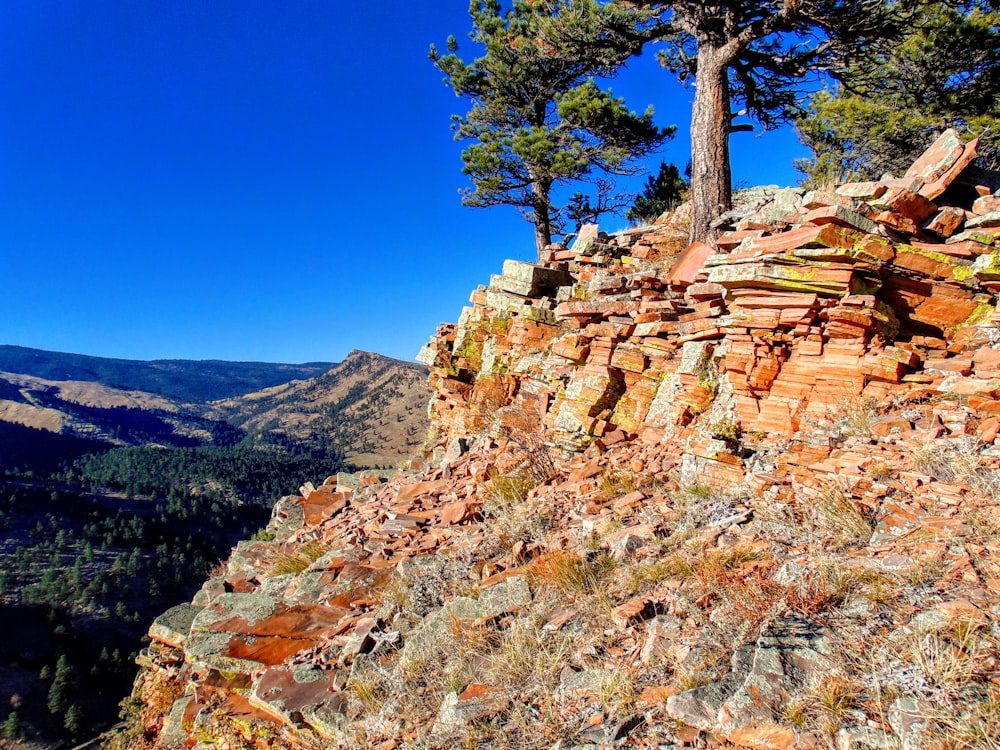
left=213, top=350, right=431, bottom=469
left=115, top=132, right=1000, bottom=749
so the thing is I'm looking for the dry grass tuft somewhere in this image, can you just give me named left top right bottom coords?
left=347, top=660, right=390, bottom=714
left=481, top=471, right=556, bottom=556
left=627, top=553, right=693, bottom=594
left=598, top=667, right=639, bottom=710
left=268, top=553, right=311, bottom=577
left=674, top=482, right=744, bottom=529
left=598, top=466, right=638, bottom=499
left=266, top=541, right=327, bottom=577
left=913, top=436, right=1000, bottom=501
left=529, top=549, right=615, bottom=599
left=488, top=618, right=571, bottom=691
left=486, top=471, right=535, bottom=507
left=929, top=690, right=1000, bottom=749
left=906, top=616, right=997, bottom=695
left=806, top=672, right=865, bottom=738
left=823, top=608, right=1000, bottom=750
left=868, top=460, right=894, bottom=481
left=810, top=483, right=877, bottom=548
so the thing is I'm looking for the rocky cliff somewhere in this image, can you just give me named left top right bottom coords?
left=113, top=131, right=1000, bottom=750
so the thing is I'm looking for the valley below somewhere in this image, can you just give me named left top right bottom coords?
left=0, top=348, right=430, bottom=747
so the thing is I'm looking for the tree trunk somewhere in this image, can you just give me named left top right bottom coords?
left=688, top=43, right=733, bottom=245
left=531, top=178, right=553, bottom=260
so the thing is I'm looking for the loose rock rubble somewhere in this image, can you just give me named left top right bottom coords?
left=116, top=131, right=1000, bottom=750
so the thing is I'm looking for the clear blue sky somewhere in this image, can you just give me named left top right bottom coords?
left=0, top=1, right=808, bottom=364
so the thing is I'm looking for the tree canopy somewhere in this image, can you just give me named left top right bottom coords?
left=431, top=0, right=673, bottom=256
left=571, top=0, right=905, bottom=241
left=627, top=160, right=688, bottom=223
left=797, top=0, right=1000, bottom=184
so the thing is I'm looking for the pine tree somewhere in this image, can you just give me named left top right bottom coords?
left=3, top=712, right=19, bottom=740
left=63, top=704, right=83, bottom=735
left=581, top=0, right=905, bottom=242
left=47, top=678, right=66, bottom=715
left=48, top=654, right=75, bottom=714
left=431, top=0, right=673, bottom=256
left=626, top=161, right=687, bottom=224
left=796, top=0, right=1000, bottom=183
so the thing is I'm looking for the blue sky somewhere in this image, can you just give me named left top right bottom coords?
left=0, top=1, right=809, bottom=364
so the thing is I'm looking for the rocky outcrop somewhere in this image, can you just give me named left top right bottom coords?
left=419, top=131, right=999, bottom=456
left=115, top=131, right=1000, bottom=750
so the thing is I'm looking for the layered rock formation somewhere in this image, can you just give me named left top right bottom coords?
left=115, top=132, right=1000, bottom=750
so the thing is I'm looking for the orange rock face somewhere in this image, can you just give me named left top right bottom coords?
left=123, top=128, right=1000, bottom=750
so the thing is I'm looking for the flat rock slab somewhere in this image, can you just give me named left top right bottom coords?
left=149, top=602, right=202, bottom=649
left=266, top=495, right=307, bottom=540
left=493, top=260, right=574, bottom=297
left=395, top=479, right=448, bottom=506
left=191, top=691, right=281, bottom=738
left=228, top=539, right=283, bottom=577
left=920, top=138, right=980, bottom=200
left=292, top=560, right=392, bottom=608
left=880, top=276, right=980, bottom=331
left=665, top=241, right=714, bottom=285
left=804, top=204, right=879, bottom=235
left=250, top=665, right=346, bottom=725
left=159, top=696, right=194, bottom=748
left=401, top=576, right=531, bottom=665
left=431, top=687, right=505, bottom=737
left=301, top=489, right=349, bottom=525
left=192, top=591, right=278, bottom=632
left=905, top=128, right=964, bottom=183
left=973, top=253, right=1000, bottom=281
left=185, top=630, right=265, bottom=673
left=557, top=667, right=609, bottom=698
left=225, top=633, right=319, bottom=668
left=205, top=602, right=349, bottom=639
left=707, top=261, right=858, bottom=297
left=449, top=575, right=531, bottom=621
left=668, top=618, right=832, bottom=740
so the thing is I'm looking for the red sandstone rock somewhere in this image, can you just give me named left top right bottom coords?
left=665, top=241, right=714, bottom=284
left=906, top=128, right=965, bottom=183
left=973, top=193, right=1000, bottom=215
left=924, top=206, right=966, bottom=237
left=920, top=138, right=980, bottom=200
left=128, top=130, right=1000, bottom=750
left=874, top=188, right=938, bottom=223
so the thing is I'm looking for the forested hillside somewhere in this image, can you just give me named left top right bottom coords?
left=213, top=350, right=432, bottom=468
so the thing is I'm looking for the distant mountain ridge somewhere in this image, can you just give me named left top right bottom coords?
left=0, top=347, right=431, bottom=471
left=0, top=344, right=335, bottom=402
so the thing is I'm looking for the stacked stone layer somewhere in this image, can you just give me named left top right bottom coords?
left=124, top=131, right=1000, bottom=750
